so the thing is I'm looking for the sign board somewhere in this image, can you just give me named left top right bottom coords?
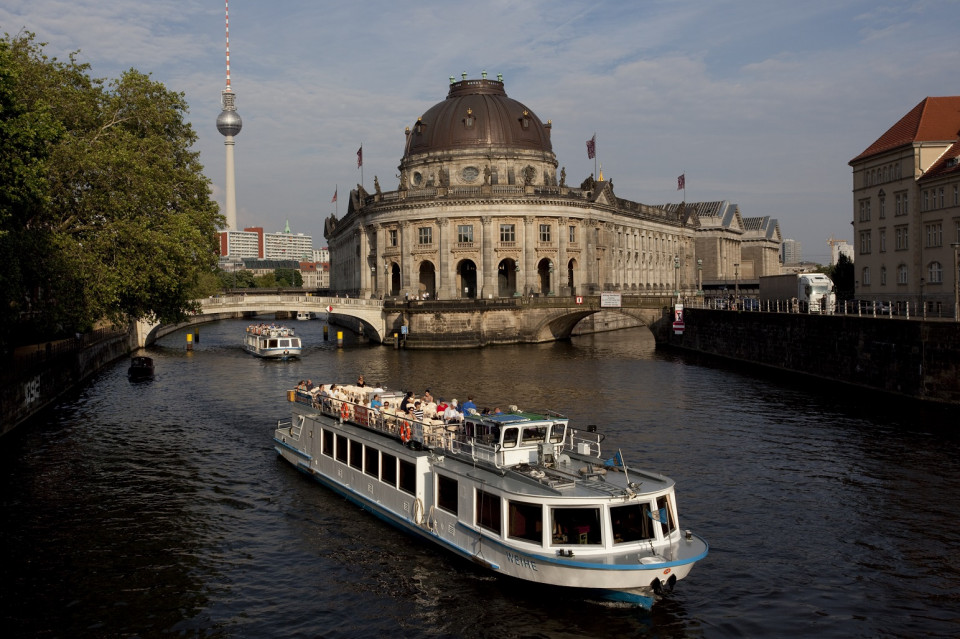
left=327, top=305, right=333, bottom=312
left=673, top=321, right=685, bottom=335
left=575, top=296, right=583, bottom=305
left=674, top=303, right=684, bottom=323
left=401, top=325, right=408, bottom=335
left=600, top=292, right=622, bottom=308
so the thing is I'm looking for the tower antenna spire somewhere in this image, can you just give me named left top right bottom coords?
left=216, top=0, right=242, bottom=232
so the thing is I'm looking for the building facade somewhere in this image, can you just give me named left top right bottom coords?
left=326, top=76, right=781, bottom=300
left=849, top=96, right=960, bottom=315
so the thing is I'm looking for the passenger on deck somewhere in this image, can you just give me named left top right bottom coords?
left=305, top=380, right=314, bottom=391
left=370, top=394, right=383, bottom=409
left=401, top=392, right=415, bottom=413
left=423, top=389, right=434, bottom=404
left=436, top=398, right=448, bottom=414
left=412, top=401, right=425, bottom=421
left=461, top=396, right=477, bottom=414
left=357, top=375, right=366, bottom=387
left=443, top=399, right=463, bottom=423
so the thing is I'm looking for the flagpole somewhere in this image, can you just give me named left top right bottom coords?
left=618, top=448, right=632, bottom=488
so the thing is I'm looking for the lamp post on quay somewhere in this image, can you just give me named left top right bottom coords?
left=697, top=258, right=703, bottom=298
left=952, top=242, right=960, bottom=321
left=674, top=255, right=680, bottom=297
left=734, top=262, right=740, bottom=309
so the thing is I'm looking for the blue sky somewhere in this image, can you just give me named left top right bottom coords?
left=3, top=0, right=957, bottom=262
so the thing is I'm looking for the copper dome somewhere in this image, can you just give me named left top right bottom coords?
left=403, top=77, right=553, bottom=158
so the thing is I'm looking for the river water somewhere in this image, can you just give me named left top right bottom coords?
left=2, top=318, right=959, bottom=638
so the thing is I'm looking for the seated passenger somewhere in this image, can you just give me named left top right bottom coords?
left=370, top=394, right=383, bottom=409
left=443, top=399, right=463, bottom=422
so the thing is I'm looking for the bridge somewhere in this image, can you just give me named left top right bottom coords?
left=133, top=293, right=674, bottom=348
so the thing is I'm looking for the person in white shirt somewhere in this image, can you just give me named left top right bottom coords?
left=443, top=399, right=463, bottom=422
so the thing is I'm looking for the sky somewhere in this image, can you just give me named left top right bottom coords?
left=3, top=0, right=957, bottom=263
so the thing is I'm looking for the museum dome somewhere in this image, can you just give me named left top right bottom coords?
left=402, top=75, right=553, bottom=159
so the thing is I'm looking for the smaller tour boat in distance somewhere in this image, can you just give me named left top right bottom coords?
left=274, top=383, right=708, bottom=608
left=127, top=356, right=154, bottom=379
left=244, top=324, right=302, bottom=359
left=296, top=311, right=312, bottom=321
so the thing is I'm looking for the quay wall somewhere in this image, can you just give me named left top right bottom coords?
left=667, top=309, right=960, bottom=405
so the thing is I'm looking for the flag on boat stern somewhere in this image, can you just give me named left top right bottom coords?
left=604, top=450, right=623, bottom=467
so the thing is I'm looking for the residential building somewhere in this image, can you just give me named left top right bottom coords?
left=849, top=96, right=960, bottom=314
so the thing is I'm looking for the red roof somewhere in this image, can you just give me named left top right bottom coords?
left=918, top=140, right=960, bottom=182
left=849, top=96, right=960, bottom=164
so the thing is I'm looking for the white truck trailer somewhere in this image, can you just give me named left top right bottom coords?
left=759, top=273, right=836, bottom=313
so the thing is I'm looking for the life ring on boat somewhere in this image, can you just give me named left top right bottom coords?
left=340, top=403, right=349, bottom=421
left=400, top=421, right=412, bottom=443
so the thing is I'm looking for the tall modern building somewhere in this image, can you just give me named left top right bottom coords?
left=216, top=0, right=242, bottom=230
left=781, top=239, right=802, bottom=265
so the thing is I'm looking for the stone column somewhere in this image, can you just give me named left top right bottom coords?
left=358, top=224, right=371, bottom=297
left=437, top=218, right=453, bottom=299
left=558, top=216, right=569, bottom=295
left=480, top=216, right=494, bottom=299
left=400, top=220, right=411, bottom=297
left=523, top=217, right=536, bottom=296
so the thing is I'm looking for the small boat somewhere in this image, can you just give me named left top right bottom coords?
left=244, top=324, right=302, bottom=359
left=274, top=384, right=708, bottom=608
left=127, top=356, right=154, bottom=379
left=296, top=311, right=312, bottom=321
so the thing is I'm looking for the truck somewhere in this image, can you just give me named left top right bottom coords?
left=759, top=273, right=836, bottom=313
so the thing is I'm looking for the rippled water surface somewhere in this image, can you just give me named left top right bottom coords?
left=2, top=318, right=960, bottom=638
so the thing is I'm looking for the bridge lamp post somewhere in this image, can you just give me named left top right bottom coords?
left=548, top=262, right=555, bottom=296
left=734, top=262, right=740, bottom=309
left=673, top=255, right=680, bottom=297
left=952, top=242, right=960, bottom=321
left=514, top=263, right=522, bottom=297
left=697, top=258, right=703, bottom=297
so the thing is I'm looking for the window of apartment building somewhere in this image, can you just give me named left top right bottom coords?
left=457, top=224, right=474, bottom=243
left=878, top=194, right=885, bottom=219
left=954, top=184, right=959, bottom=206
left=895, top=225, right=908, bottom=250
left=883, top=166, right=889, bottom=182
left=418, top=227, right=433, bottom=245
left=539, top=224, right=551, bottom=243
left=880, top=266, right=887, bottom=285
left=859, top=199, right=871, bottom=222
left=500, top=224, right=516, bottom=242
left=926, top=222, right=943, bottom=248
left=389, top=229, right=398, bottom=247
left=939, top=187, right=945, bottom=208
left=879, top=229, right=886, bottom=252
left=923, top=190, right=929, bottom=211
left=928, top=261, right=943, bottom=284
left=569, top=225, right=577, bottom=244
left=956, top=221, right=960, bottom=244
left=862, top=266, right=871, bottom=285
left=897, top=264, right=908, bottom=285
left=859, top=230, right=872, bottom=254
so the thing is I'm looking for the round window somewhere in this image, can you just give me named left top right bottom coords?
left=461, top=166, right=480, bottom=183
left=412, top=171, right=423, bottom=187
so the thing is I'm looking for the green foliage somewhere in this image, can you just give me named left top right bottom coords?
left=217, top=269, right=256, bottom=289
left=274, top=268, right=303, bottom=287
left=254, top=272, right=277, bottom=288
left=830, top=253, right=855, bottom=301
left=0, top=32, right=222, bottom=349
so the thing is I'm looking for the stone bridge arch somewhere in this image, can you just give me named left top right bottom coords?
left=528, top=306, right=664, bottom=342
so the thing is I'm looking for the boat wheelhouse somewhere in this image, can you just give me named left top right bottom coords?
left=273, top=384, right=707, bottom=608
left=244, top=324, right=301, bottom=359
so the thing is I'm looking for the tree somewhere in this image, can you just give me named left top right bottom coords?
left=0, top=32, right=222, bottom=350
left=274, top=268, right=303, bottom=288
left=831, top=253, right=855, bottom=301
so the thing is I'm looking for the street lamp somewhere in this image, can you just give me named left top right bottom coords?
left=952, top=242, right=960, bottom=321
left=697, top=258, right=703, bottom=297
left=674, top=255, right=680, bottom=296
left=734, top=262, right=740, bottom=307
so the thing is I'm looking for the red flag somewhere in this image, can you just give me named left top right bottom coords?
left=677, top=174, right=685, bottom=190
left=331, top=187, right=337, bottom=203
left=586, top=135, right=596, bottom=159
left=357, top=146, right=363, bottom=168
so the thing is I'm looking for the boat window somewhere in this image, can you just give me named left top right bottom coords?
left=322, top=429, right=334, bottom=457
left=381, top=453, right=397, bottom=487
left=398, top=459, right=416, bottom=495
left=476, top=489, right=502, bottom=535
left=549, top=423, right=565, bottom=443
left=508, top=500, right=543, bottom=544
left=501, top=427, right=519, bottom=449
left=349, top=440, right=362, bottom=470
left=364, top=446, right=379, bottom=477
left=551, top=507, right=601, bottom=545
left=437, top=474, right=458, bottom=515
left=610, top=503, right=655, bottom=544
left=292, top=339, right=301, bottom=347
left=521, top=426, right=547, bottom=445
left=656, top=495, right=677, bottom=535
left=269, top=339, right=278, bottom=348
left=335, top=434, right=348, bottom=463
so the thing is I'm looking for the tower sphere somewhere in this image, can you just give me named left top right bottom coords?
left=217, top=109, right=242, bottom=137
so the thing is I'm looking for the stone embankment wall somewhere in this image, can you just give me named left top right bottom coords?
left=1, top=329, right=134, bottom=436
left=667, top=309, right=960, bottom=405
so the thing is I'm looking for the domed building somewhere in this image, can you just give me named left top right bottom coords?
left=325, top=74, right=780, bottom=300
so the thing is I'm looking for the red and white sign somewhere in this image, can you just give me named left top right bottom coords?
left=575, top=296, right=583, bottom=305
left=327, top=305, right=333, bottom=312
left=673, top=321, right=685, bottom=335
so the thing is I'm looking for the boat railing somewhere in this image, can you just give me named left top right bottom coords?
left=567, top=429, right=603, bottom=458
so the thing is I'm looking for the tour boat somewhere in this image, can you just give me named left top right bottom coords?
left=273, top=384, right=708, bottom=608
left=127, top=356, right=154, bottom=379
left=244, top=324, right=302, bottom=359
left=296, top=311, right=312, bottom=321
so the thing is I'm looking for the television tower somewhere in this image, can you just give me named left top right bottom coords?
left=216, top=0, right=242, bottom=230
